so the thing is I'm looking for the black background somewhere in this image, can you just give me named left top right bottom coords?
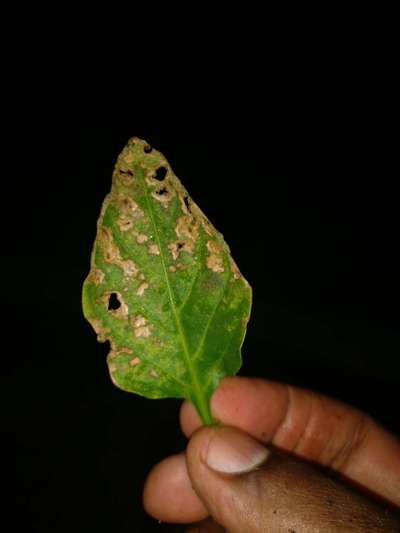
left=2, top=5, right=399, bottom=532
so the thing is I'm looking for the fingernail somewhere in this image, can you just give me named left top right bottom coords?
left=204, top=427, right=270, bottom=474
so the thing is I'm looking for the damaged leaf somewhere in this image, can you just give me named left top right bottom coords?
left=82, top=137, right=252, bottom=425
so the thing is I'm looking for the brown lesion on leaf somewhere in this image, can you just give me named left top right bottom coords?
left=114, top=193, right=141, bottom=214
left=175, top=185, right=215, bottom=237
left=108, top=341, right=133, bottom=359
left=175, top=215, right=199, bottom=241
left=130, top=357, right=141, bottom=366
left=132, top=314, right=153, bottom=338
left=113, top=158, right=135, bottom=186
left=149, top=369, right=159, bottom=378
left=112, top=141, right=137, bottom=185
left=118, top=167, right=135, bottom=186
left=87, top=267, right=105, bottom=285
left=148, top=244, right=160, bottom=255
left=136, top=281, right=149, bottom=296
left=151, top=185, right=175, bottom=207
left=113, top=192, right=144, bottom=232
left=206, top=240, right=225, bottom=273
left=136, top=233, right=148, bottom=244
left=168, top=213, right=200, bottom=260
left=168, top=240, right=194, bottom=260
left=99, top=226, right=139, bottom=280
left=229, top=256, right=241, bottom=280
left=117, top=217, right=134, bottom=232
left=123, top=150, right=134, bottom=164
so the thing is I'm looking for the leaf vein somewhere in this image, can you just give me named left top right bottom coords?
left=139, top=175, right=202, bottom=398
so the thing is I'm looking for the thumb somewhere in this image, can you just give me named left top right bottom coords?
left=186, top=426, right=400, bottom=533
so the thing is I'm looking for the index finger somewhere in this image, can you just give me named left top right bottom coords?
left=180, top=376, right=400, bottom=507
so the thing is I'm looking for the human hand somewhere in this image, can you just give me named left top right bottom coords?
left=144, top=377, right=400, bottom=532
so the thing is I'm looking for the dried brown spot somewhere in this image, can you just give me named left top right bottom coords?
left=136, top=233, right=148, bottom=244
left=206, top=240, right=225, bottom=273
left=123, top=150, right=134, bottom=163
left=135, top=326, right=152, bottom=338
left=168, top=242, right=180, bottom=261
left=133, top=315, right=146, bottom=328
left=206, top=256, right=224, bottom=273
left=136, top=281, right=149, bottom=296
left=175, top=215, right=199, bottom=241
left=87, top=267, right=105, bottom=285
left=109, top=363, right=117, bottom=373
left=148, top=244, right=160, bottom=255
left=132, top=315, right=153, bottom=338
left=123, top=261, right=138, bottom=278
left=108, top=343, right=133, bottom=360
left=99, top=226, right=139, bottom=280
left=151, top=185, right=174, bottom=206
left=206, top=240, right=221, bottom=254
left=168, top=240, right=194, bottom=260
left=115, top=193, right=140, bottom=214
left=117, top=216, right=134, bottom=232
left=130, top=357, right=141, bottom=366
left=229, top=256, right=241, bottom=280
left=114, top=192, right=143, bottom=230
left=169, top=265, right=177, bottom=273
left=117, top=166, right=135, bottom=186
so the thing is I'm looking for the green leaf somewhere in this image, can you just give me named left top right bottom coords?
left=82, top=137, right=252, bottom=425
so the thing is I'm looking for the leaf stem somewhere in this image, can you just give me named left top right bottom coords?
left=190, top=391, right=216, bottom=426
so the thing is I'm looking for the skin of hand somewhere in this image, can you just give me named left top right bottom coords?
left=143, top=377, right=400, bottom=532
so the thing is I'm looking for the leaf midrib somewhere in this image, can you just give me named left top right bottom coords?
left=140, top=174, right=203, bottom=398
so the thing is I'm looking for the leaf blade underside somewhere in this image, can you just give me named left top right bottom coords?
left=82, top=137, right=252, bottom=424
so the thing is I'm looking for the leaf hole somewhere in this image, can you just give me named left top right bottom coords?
left=108, top=292, right=121, bottom=311
left=120, top=168, right=134, bottom=176
left=177, top=242, right=184, bottom=250
left=154, top=166, right=167, bottom=181
left=183, top=195, right=191, bottom=212
left=157, top=186, right=168, bottom=195
left=144, top=144, right=153, bottom=153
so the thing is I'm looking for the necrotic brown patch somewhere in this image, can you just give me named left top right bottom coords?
left=175, top=215, right=199, bottom=241
left=99, top=226, right=139, bottom=280
left=206, top=240, right=225, bottom=273
left=87, top=267, right=105, bottom=285
left=136, top=282, right=149, bottom=296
